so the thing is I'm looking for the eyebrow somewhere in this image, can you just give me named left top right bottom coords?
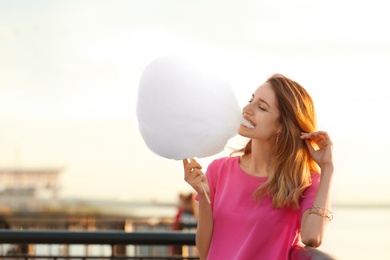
left=252, top=94, right=271, bottom=108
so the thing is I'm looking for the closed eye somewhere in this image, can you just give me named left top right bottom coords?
left=249, top=94, right=268, bottom=111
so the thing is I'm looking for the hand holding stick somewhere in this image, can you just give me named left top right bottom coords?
left=183, top=158, right=211, bottom=204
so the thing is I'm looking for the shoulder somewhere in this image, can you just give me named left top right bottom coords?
left=208, top=156, right=239, bottom=170
left=205, top=156, right=240, bottom=178
left=205, top=156, right=241, bottom=198
left=310, top=171, right=320, bottom=185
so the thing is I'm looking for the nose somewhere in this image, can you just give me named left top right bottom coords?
left=242, top=102, right=254, bottom=115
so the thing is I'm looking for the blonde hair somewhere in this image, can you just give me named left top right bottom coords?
left=236, top=74, right=318, bottom=209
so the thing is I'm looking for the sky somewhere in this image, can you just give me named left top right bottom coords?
left=0, top=0, right=389, bottom=205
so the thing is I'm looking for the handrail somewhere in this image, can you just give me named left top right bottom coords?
left=0, top=230, right=195, bottom=245
left=0, top=230, right=336, bottom=259
left=290, top=245, right=337, bottom=260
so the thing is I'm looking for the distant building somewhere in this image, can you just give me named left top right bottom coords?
left=0, top=168, right=63, bottom=211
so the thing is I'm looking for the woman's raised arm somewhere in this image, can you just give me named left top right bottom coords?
left=300, top=131, right=334, bottom=247
left=183, top=159, right=213, bottom=259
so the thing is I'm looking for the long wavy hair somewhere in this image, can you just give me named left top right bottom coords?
left=235, top=74, right=319, bottom=209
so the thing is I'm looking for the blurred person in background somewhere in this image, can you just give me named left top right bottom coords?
left=0, top=216, right=9, bottom=229
left=172, top=192, right=199, bottom=255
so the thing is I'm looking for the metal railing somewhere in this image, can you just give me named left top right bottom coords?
left=0, top=230, right=336, bottom=260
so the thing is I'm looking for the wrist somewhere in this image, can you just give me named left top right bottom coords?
left=198, top=193, right=211, bottom=204
left=319, top=163, right=334, bottom=176
left=319, top=162, right=333, bottom=169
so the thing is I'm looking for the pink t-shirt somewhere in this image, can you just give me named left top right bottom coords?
left=203, top=156, right=320, bottom=260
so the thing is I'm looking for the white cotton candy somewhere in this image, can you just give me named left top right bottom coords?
left=136, top=56, right=241, bottom=160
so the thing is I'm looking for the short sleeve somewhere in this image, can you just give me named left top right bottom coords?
left=300, top=173, right=320, bottom=216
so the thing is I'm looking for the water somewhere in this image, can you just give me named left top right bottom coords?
left=321, top=206, right=390, bottom=259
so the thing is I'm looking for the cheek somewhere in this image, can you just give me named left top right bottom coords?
left=258, top=116, right=280, bottom=135
left=257, top=114, right=278, bottom=127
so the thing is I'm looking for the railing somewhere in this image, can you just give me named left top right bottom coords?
left=0, top=230, right=336, bottom=260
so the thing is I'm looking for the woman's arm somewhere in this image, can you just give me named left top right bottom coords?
left=196, top=193, right=213, bottom=259
left=300, top=131, right=334, bottom=247
left=300, top=164, right=333, bottom=247
left=183, top=159, right=213, bottom=259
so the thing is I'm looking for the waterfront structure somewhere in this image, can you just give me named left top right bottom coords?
left=0, top=168, right=62, bottom=212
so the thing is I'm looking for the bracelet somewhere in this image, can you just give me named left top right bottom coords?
left=309, top=205, right=334, bottom=221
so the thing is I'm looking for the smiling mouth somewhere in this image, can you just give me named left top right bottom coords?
left=241, top=116, right=255, bottom=129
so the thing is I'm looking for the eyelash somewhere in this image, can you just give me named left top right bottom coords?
left=248, top=99, right=267, bottom=111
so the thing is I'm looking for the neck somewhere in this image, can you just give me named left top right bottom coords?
left=241, top=139, right=274, bottom=177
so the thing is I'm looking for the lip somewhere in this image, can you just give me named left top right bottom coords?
left=241, top=115, right=255, bottom=129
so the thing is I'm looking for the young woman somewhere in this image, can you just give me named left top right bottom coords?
left=183, top=74, right=334, bottom=260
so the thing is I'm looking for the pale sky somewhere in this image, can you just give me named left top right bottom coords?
left=0, top=0, right=389, bottom=205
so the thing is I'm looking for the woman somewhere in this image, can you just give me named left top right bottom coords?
left=183, top=74, right=334, bottom=260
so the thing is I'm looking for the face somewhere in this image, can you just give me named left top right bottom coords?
left=238, top=82, right=281, bottom=142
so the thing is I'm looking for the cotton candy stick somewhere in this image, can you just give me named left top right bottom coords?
left=137, top=56, right=240, bottom=204
left=201, top=183, right=211, bottom=204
